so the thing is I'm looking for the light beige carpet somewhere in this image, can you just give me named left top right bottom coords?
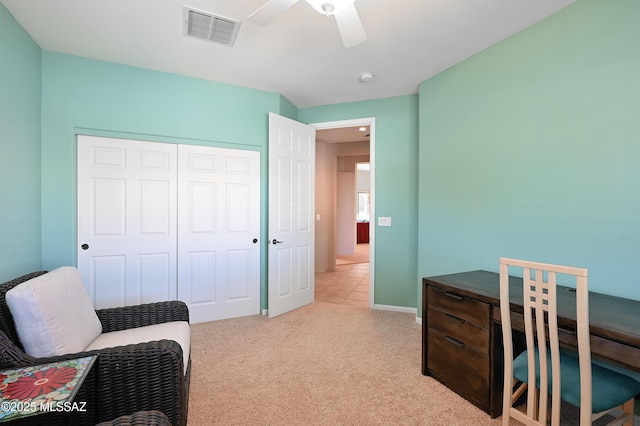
left=187, top=302, right=592, bottom=425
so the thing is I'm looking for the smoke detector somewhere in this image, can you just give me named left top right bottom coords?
left=359, top=72, right=374, bottom=83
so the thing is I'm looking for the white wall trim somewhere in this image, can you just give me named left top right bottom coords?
left=373, top=304, right=417, bottom=315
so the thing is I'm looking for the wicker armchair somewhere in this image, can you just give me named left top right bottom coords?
left=96, top=410, right=172, bottom=426
left=0, top=271, right=191, bottom=426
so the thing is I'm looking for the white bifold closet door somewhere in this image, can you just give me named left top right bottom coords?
left=177, top=144, right=260, bottom=323
left=77, top=136, right=178, bottom=309
left=77, top=135, right=260, bottom=323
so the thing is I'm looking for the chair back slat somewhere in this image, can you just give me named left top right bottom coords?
left=500, top=258, right=590, bottom=426
left=576, top=273, right=592, bottom=425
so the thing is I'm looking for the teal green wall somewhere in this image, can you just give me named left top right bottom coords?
left=299, top=95, right=419, bottom=308
left=40, top=51, right=293, bottom=309
left=6, top=0, right=638, bottom=316
left=418, top=0, right=640, bottom=316
left=0, top=4, right=42, bottom=281
left=279, top=95, right=298, bottom=120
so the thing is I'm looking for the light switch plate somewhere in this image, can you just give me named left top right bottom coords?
left=378, top=217, right=392, bottom=227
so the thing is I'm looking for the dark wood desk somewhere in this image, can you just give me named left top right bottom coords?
left=421, top=270, right=640, bottom=418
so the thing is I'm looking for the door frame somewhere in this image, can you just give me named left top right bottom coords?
left=309, top=117, right=375, bottom=308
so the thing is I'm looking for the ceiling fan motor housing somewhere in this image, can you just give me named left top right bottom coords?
left=305, top=0, right=355, bottom=16
left=249, top=0, right=366, bottom=48
left=322, top=3, right=335, bottom=15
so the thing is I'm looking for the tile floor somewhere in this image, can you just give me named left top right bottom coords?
left=315, top=261, right=370, bottom=308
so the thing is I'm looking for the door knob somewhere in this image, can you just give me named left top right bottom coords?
left=81, top=244, right=89, bottom=250
left=253, top=238, right=258, bottom=244
left=272, top=239, right=283, bottom=245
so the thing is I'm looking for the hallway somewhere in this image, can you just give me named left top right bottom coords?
left=314, top=244, right=370, bottom=308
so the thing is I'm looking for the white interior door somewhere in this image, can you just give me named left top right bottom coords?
left=77, top=135, right=177, bottom=309
left=268, top=113, right=316, bottom=318
left=177, top=144, right=261, bottom=323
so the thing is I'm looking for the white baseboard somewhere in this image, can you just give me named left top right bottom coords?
left=261, top=309, right=268, bottom=316
left=373, top=304, right=417, bottom=315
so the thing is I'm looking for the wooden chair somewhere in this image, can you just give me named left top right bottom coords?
left=500, top=257, right=640, bottom=426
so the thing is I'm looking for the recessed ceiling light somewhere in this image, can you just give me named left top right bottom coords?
left=358, top=127, right=367, bottom=132
left=359, top=72, right=374, bottom=83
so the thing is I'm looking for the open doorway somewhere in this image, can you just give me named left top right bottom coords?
left=311, top=118, right=375, bottom=308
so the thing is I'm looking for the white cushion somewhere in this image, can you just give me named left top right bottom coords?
left=6, top=266, right=103, bottom=358
left=85, top=321, right=191, bottom=374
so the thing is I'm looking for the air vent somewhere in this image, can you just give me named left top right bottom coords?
left=183, top=7, right=241, bottom=47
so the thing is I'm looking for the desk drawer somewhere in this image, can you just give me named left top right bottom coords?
left=428, top=328, right=489, bottom=409
left=428, top=286, right=490, bottom=328
left=428, top=309, right=489, bottom=353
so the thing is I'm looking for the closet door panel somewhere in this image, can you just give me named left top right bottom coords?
left=177, top=144, right=260, bottom=323
left=187, top=251, right=217, bottom=303
left=77, top=135, right=178, bottom=309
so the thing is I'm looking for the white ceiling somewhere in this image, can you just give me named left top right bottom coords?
left=2, top=0, right=575, bottom=108
left=317, top=125, right=369, bottom=143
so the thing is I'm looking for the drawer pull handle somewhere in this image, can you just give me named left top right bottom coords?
left=445, top=336, right=465, bottom=348
left=444, top=292, right=464, bottom=301
left=445, top=313, right=466, bottom=324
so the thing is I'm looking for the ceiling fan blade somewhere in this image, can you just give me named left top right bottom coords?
left=247, top=0, right=300, bottom=26
left=334, top=3, right=367, bottom=48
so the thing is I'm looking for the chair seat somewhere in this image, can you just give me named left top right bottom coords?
left=85, top=321, right=191, bottom=374
left=513, top=348, right=640, bottom=413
